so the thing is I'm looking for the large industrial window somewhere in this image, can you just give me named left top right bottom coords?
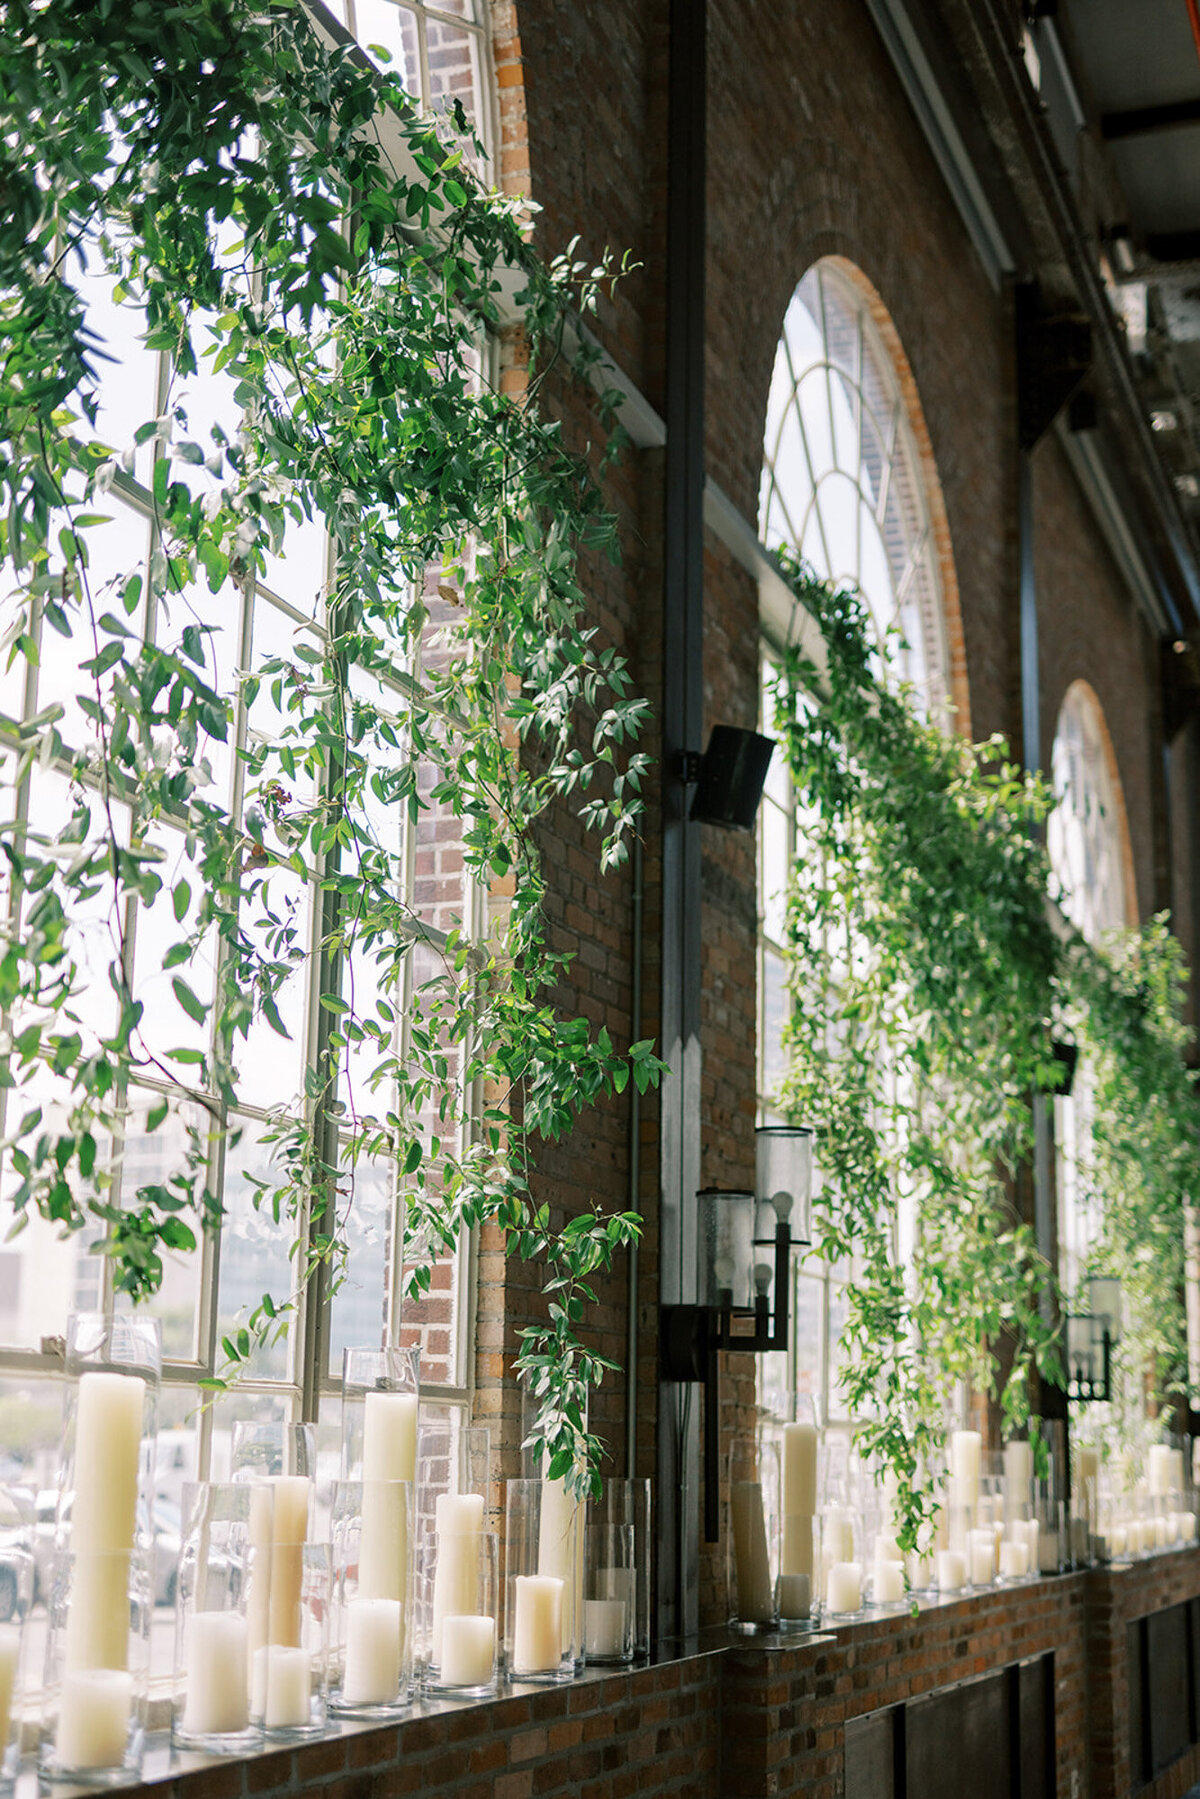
left=0, top=0, right=496, bottom=1512
left=756, top=258, right=956, bottom=1433
left=1047, top=680, right=1135, bottom=1300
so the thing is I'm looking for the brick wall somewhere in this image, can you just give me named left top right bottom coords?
left=104, top=1552, right=1200, bottom=1799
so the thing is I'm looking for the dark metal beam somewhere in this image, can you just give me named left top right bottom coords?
left=1101, top=96, right=1200, bottom=141
left=1147, top=229, right=1200, bottom=264
left=656, top=0, right=706, bottom=1649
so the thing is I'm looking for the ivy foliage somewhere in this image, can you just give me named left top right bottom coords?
left=0, top=0, right=657, bottom=1489
left=770, top=561, right=1200, bottom=1544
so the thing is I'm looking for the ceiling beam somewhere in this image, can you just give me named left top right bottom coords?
left=1101, top=96, right=1200, bottom=141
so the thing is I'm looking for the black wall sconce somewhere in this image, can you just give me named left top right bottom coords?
left=1066, top=1276, right=1121, bottom=1403
left=682, top=725, right=775, bottom=830
left=661, top=1126, right=813, bottom=1541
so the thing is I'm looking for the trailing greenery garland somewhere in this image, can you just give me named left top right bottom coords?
left=770, top=560, right=1200, bottom=1543
left=0, top=0, right=657, bottom=1488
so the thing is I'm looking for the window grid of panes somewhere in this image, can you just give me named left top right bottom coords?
left=329, top=0, right=495, bottom=174
left=0, top=218, right=485, bottom=1507
left=756, top=259, right=954, bottom=1436
left=759, top=260, right=951, bottom=719
left=1048, top=683, right=1131, bottom=1301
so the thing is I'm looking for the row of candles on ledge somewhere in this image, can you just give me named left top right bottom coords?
left=0, top=1314, right=653, bottom=1788
left=726, top=1420, right=1200, bottom=1631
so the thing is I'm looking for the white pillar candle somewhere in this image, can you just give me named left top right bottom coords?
left=512, top=1574, right=563, bottom=1676
left=874, top=1532, right=903, bottom=1564
left=777, top=1572, right=811, bottom=1620
left=341, top=1598, right=402, bottom=1707
left=1148, top=1444, right=1173, bottom=1497
left=253, top=1645, right=310, bottom=1730
left=826, top=1561, right=862, bottom=1614
left=782, top=1515, right=814, bottom=1579
left=969, top=1529, right=996, bottom=1586
left=440, top=1614, right=494, bottom=1687
left=1171, top=1448, right=1186, bottom=1494
left=730, top=1481, right=774, bottom=1624
left=182, top=1611, right=250, bottom=1737
left=1181, top=1512, right=1197, bottom=1543
left=950, top=1432, right=981, bottom=1510
left=906, top=1552, right=935, bottom=1591
left=937, top=1549, right=967, bottom=1592
left=0, top=1625, right=18, bottom=1751
left=362, top=1392, right=418, bottom=1482
left=538, top=1479, right=581, bottom=1655
left=66, top=1371, right=144, bottom=1672
left=1003, top=1440, right=1032, bottom=1499
left=998, top=1540, right=1028, bottom=1579
left=431, top=1495, right=484, bottom=1661
left=56, top=1669, right=133, bottom=1771
left=824, top=1509, right=855, bottom=1565
left=1154, top=1514, right=1169, bottom=1549
left=268, top=1476, right=309, bottom=1648
left=1110, top=1523, right=1128, bottom=1557
left=781, top=1423, right=817, bottom=1519
left=583, top=1598, right=627, bottom=1659
left=358, top=1479, right=406, bottom=1604
left=873, top=1559, right=905, bottom=1604
left=1012, top=1517, right=1040, bottom=1567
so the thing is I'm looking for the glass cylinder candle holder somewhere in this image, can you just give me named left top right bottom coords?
left=230, top=1421, right=315, bottom=1483
left=967, top=1526, right=997, bottom=1589
left=58, top=1314, right=161, bottom=1583
left=251, top=1543, right=329, bottom=1737
left=728, top=1444, right=778, bottom=1633
left=419, top=1526, right=498, bottom=1696
left=1034, top=1486, right=1065, bottom=1575
left=583, top=1521, right=634, bottom=1665
left=777, top=1514, right=819, bottom=1631
left=416, top=1408, right=490, bottom=1547
left=39, top=1546, right=152, bottom=1785
left=341, top=1347, right=420, bottom=1487
left=588, top=1478, right=651, bottom=1657
left=329, top=1480, right=414, bottom=1718
left=504, top=1480, right=577, bottom=1684
left=172, top=1483, right=267, bottom=1754
left=819, top=1502, right=861, bottom=1619
left=0, top=1490, right=32, bottom=1789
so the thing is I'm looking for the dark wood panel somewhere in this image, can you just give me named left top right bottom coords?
left=907, top=1670, right=1013, bottom=1799
left=1017, top=1654, right=1055, bottom=1799
left=1129, top=1618, right=1149, bottom=1792
left=1147, top=1604, right=1191, bottom=1776
left=845, top=1706, right=897, bottom=1799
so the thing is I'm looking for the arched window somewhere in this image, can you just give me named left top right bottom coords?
left=1048, top=682, right=1135, bottom=945
left=759, top=260, right=952, bottom=715
left=1047, top=682, right=1135, bottom=1300
left=757, top=258, right=958, bottom=1426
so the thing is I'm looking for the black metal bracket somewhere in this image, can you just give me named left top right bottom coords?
left=679, top=749, right=704, bottom=785
left=660, top=1225, right=791, bottom=1543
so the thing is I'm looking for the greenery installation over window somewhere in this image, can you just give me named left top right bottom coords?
left=770, top=560, right=1200, bottom=1545
left=0, top=0, right=658, bottom=1486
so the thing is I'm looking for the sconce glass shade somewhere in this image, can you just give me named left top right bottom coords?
left=1087, top=1277, right=1121, bottom=1342
left=1067, top=1314, right=1102, bottom=1390
left=696, top=1190, right=755, bottom=1310
left=754, top=1127, right=813, bottom=1245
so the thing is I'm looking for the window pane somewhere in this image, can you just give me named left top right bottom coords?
left=217, top=1118, right=300, bottom=1382
left=327, top=1150, right=393, bottom=1372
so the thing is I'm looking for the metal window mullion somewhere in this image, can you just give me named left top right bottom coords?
left=192, top=571, right=259, bottom=1428
left=298, top=555, right=350, bottom=1415
left=386, top=666, right=420, bottom=1345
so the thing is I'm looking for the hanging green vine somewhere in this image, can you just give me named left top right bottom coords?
left=0, top=0, right=657, bottom=1488
left=770, top=558, right=1200, bottom=1543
